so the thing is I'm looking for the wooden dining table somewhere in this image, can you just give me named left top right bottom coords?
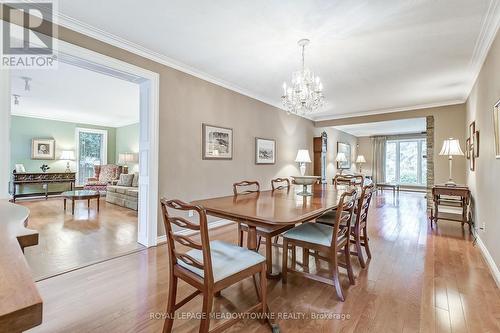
left=191, top=183, right=360, bottom=332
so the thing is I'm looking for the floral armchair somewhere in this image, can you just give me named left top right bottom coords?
left=83, top=164, right=123, bottom=193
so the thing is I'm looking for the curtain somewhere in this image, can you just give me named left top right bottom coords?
left=371, top=136, right=387, bottom=184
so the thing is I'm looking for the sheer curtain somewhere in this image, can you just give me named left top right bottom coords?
left=371, top=136, right=387, bottom=184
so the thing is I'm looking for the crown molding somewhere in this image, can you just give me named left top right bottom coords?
left=53, top=13, right=285, bottom=112
left=466, top=0, right=500, bottom=98
left=312, top=99, right=465, bottom=124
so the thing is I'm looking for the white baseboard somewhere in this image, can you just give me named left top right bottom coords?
left=156, top=219, right=233, bottom=245
left=474, top=230, right=500, bottom=288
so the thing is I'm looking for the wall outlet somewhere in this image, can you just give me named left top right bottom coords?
left=188, top=210, right=194, bottom=217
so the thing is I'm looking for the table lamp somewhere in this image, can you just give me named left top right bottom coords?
left=439, top=138, right=464, bottom=186
left=356, top=155, right=366, bottom=173
left=295, top=150, right=311, bottom=176
left=118, top=152, right=138, bottom=174
left=336, top=152, right=347, bottom=175
left=59, top=150, right=75, bottom=173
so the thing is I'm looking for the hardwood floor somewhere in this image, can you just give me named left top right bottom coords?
left=26, top=192, right=500, bottom=332
left=20, top=197, right=144, bottom=280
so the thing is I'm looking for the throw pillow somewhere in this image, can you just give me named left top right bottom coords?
left=132, top=172, right=139, bottom=187
left=117, top=173, right=134, bottom=187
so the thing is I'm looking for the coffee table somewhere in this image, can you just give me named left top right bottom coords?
left=62, top=190, right=100, bottom=215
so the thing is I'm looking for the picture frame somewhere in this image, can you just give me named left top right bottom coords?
left=255, top=138, right=276, bottom=165
left=474, top=130, right=480, bottom=158
left=31, top=138, right=55, bottom=160
left=337, top=142, right=352, bottom=169
left=202, top=124, right=233, bottom=160
left=494, top=99, right=500, bottom=159
left=465, top=138, right=471, bottom=160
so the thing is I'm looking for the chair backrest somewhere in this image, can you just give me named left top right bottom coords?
left=160, top=199, right=214, bottom=284
left=271, top=178, right=290, bottom=190
left=233, top=180, right=260, bottom=195
left=331, top=188, right=357, bottom=248
left=354, top=183, right=374, bottom=229
left=333, top=174, right=364, bottom=186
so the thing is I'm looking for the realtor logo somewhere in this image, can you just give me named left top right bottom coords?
left=1, top=1, right=58, bottom=68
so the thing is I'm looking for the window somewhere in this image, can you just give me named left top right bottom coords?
left=385, top=138, right=426, bottom=185
left=75, top=128, right=108, bottom=185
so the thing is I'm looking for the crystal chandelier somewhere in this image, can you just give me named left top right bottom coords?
left=282, top=39, right=324, bottom=116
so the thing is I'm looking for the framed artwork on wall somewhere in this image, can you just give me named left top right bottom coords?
left=31, top=138, right=55, bottom=160
left=255, top=138, right=276, bottom=165
left=337, top=142, right=351, bottom=169
left=465, top=138, right=471, bottom=159
left=202, top=124, right=233, bottom=160
left=494, top=99, right=500, bottom=159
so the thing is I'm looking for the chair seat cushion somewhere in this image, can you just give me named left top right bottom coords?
left=177, top=240, right=265, bottom=282
left=316, top=210, right=356, bottom=226
left=283, top=222, right=334, bottom=247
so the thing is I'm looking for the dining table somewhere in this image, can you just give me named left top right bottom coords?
left=191, top=182, right=368, bottom=332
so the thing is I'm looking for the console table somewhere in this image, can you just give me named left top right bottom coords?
left=10, top=172, right=76, bottom=202
left=430, top=184, right=471, bottom=230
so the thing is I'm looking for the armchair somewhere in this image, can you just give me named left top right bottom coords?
left=83, top=164, right=123, bottom=193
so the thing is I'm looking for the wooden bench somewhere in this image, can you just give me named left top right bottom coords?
left=376, top=183, right=400, bottom=196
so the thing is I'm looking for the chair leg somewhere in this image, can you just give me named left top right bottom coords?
left=238, top=223, right=243, bottom=247
left=344, top=243, right=355, bottom=285
left=291, top=245, right=296, bottom=269
left=331, top=252, right=345, bottom=302
left=363, top=226, right=372, bottom=259
left=302, top=247, right=309, bottom=271
left=260, top=264, right=268, bottom=320
left=257, top=236, right=262, bottom=251
left=199, top=292, right=213, bottom=333
left=162, top=275, right=177, bottom=333
left=355, top=228, right=366, bottom=269
left=282, top=239, right=288, bottom=284
left=273, top=236, right=279, bottom=245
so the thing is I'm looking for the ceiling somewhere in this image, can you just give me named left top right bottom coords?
left=334, top=118, right=427, bottom=137
left=55, top=0, right=499, bottom=121
left=10, top=61, right=140, bottom=127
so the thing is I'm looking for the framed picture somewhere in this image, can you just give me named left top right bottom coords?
left=202, top=124, right=233, bottom=160
left=494, top=99, right=500, bottom=158
left=255, top=138, right=276, bottom=164
left=474, top=130, right=480, bottom=158
left=337, top=142, right=351, bottom=169
left=469, top=121, right=475, bottom=156
left=31, top=138, right=55, bottom=160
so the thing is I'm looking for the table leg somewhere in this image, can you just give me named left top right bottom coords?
left=247, top=225, right=280, bottom=332
left=64, top=199, right=66, bottom=210
left=97, top=197, right=100, bottom=212
left=72, top=198, right=75, bottom=215
left=88, top=199, right=90, bottom=209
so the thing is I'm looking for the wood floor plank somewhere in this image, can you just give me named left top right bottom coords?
left=24, top=192, right=500, bottom=333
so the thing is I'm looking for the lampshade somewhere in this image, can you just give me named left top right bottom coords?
left=439, top=138, right=464, bottom=156
left=59, top=150, right=75, bottom=161
left=336, top=152, right=347, bottom=162
left=356, top=155, right=366, bottom=163
left=295, top=149, right=311, bottom=163
left=118, top=152, right=138, bottom=164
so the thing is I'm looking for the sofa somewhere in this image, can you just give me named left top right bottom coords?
left=105, top=172, right=138, bottom=210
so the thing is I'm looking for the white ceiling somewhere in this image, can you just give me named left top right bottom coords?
left=54, top=1, right=499, bottom=121
left=334, top=118, right=427, bottom=137
left=10, top=61, right=140, bottom=127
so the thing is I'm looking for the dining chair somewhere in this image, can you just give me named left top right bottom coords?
left=316, top=183, right=374, bottom=268
left=271, top=178, right=291, bottom=191
left=160, top=198, right=268, bottom=333
left=233, top=180, right=294, bottom=279
left=333, top=174, right=364, bottom=186
left=281, top=188, right=358, bottom=301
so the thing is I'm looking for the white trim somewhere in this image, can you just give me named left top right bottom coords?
left=313, top=100, right=465, bottom=123
left=54, top=13, right=283, bottom=112
left=466, top=0, right=500, bottom=99
left=474, top=230, right=500, bottom=289
left=156, top=219, right=234, bottom=245
left=74, top=127, right=108, bottom=186
left=0, top=68, right=11, bottom=199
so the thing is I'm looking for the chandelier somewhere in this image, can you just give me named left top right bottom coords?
left=281, top=39, right=324, bottom=116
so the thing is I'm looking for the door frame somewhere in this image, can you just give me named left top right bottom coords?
left=2, top=39, right=160, bottom=247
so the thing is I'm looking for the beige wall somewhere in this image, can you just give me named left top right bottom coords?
left=53, top=26, right=314, bottom=235
left=466, top=29, right=500, bottom=271
left=356, top=137, right=372, bottom=175
left=313, top=128, right=358, bottom=181
left=315, top=104, right=467, bottom=185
